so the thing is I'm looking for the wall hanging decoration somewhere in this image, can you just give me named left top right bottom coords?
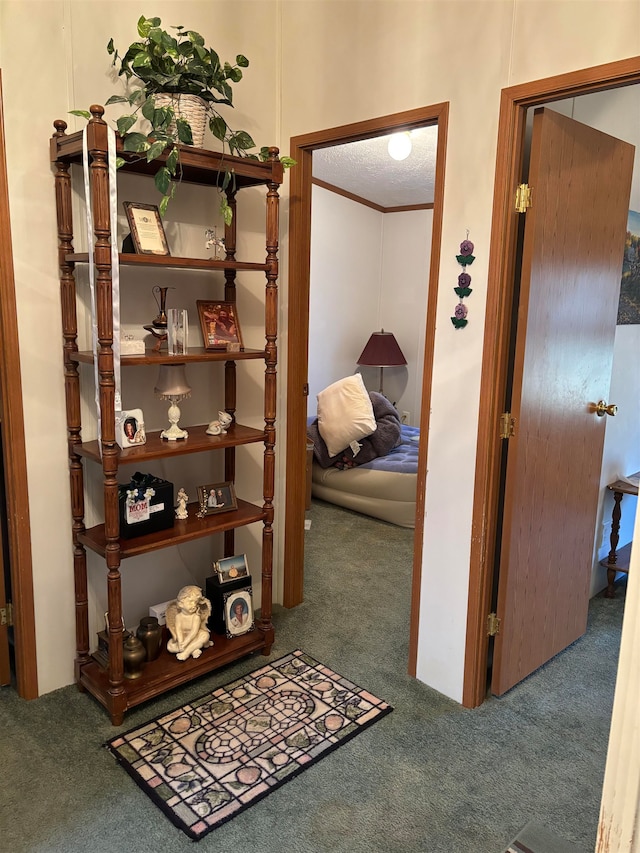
left=451, top=234, right=475, bottom=329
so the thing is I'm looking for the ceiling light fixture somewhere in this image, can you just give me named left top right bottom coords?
left=387, top=131, right=412, bottom=161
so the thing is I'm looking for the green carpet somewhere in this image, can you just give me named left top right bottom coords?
left=107, top=649, right=392, bottom=839
left=0, top=499, right=624, bottom=852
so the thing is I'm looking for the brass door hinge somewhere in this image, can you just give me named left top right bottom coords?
left=515, top=183, right=532, bottom=213
left=487, top=612, right=501, bottom=637
left=500, top=412, right=515, bottom=439
left=0, top=603, right=13, bottom=628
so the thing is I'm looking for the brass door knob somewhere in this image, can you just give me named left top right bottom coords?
left=595, top=400, right=618, bottom=417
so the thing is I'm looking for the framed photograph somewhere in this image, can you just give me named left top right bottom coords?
left=115, top=409, right=146, bottom=448
left=197, top=301, right=244, bottom=351
left=223, top=587, right=255, bottom=638
left=215, top=554, right=249, bottom=584
left=123, top=202, right=170, bottom=255
left=196, top=481, right=237, bottom=516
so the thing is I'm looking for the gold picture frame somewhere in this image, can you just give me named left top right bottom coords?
left=123, top=202, right=170, bottom=255
left=197, top=301, right=244, bottom=351
left=196, top=481, right=238, bottom=516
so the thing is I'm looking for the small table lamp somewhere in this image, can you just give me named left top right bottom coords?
left=154, top=363, right=192, bottom=440
left=356, top=329, right=407, bottom=395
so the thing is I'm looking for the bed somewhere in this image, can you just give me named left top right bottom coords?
left=309, top=423, right=419, bottom=527
left=306, top=376, right=420, bottom=527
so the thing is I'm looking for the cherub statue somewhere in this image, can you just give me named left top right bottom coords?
left=175, top=488, right=189, bottom=520
left=165, top=585, right=212, bottom=661
left=206, top=410, right=233, bottom=436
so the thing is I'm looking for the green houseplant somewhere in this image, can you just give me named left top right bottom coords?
left=72, top=16, right=294, bottom=222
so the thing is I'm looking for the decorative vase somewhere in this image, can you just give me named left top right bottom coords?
left=136, top=616, right=163, bottom=662
left=153, top=93, right=207, bottom=148
left=123, top=634, right=146, bottom=679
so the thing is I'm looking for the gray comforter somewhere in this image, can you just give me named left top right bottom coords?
left=307, top=392, right=402, bottom=469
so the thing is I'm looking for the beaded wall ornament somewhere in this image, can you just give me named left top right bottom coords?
left=451, top=233, right=475, bottom=329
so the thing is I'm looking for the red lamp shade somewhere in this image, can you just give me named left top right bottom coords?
left=357, top=329, right=406, bottom=395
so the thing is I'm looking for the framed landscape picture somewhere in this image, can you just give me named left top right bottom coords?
left=617, top=209, right=640, bottom=325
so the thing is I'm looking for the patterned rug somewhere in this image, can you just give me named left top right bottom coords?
left=106, top=649, right=393, bottom=840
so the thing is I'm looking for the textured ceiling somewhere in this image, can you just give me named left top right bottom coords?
left=312, top=126, right=438, bottom=208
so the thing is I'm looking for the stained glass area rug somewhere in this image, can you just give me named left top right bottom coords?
left=106, top=649, right=393, bottom=840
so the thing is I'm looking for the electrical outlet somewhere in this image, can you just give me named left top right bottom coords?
left=401, top=411, right=410, bottom=424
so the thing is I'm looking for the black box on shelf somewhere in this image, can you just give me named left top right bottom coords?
left=118, top=472, right=174, bottom=539
left=206, top=573, right=253, bottom=635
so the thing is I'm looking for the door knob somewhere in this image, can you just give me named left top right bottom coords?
left=595, top=400, right=618, bottom=417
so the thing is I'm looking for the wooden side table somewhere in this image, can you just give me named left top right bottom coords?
left=600, top=471, right=639, bottom=598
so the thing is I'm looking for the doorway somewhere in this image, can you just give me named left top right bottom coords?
left=465, top=56, right=640, bottom=708
left=283, top=103, right=449, bottom=674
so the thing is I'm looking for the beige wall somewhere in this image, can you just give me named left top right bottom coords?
left=1, top=0, right=639, bottom=698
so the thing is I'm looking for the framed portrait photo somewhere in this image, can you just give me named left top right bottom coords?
left=223, top=587, right=255, bottom=638
left=215, top=554, right=249, bottom=584
left=196, top=481, right=237, bottom=516
left=123, top=201, right=170, bottom=256
left=115, top=409, right=146, bottom=448
left=197, top=300, right=244, bottom=351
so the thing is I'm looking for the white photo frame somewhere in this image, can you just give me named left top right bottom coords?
left=223, top=588, right=255, bottom=638
left=116, top=409, right=147, bottom=448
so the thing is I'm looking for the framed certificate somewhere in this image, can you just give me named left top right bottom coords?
left=123, top=202, right=170, bottom=255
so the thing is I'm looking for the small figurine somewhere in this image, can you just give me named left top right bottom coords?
left=175, top=488, right=189, bottom=520
left=165, top=585, right=213, bottom=661
left=205, top=227, right=226, bottom=259
left=206, top=410, right=233, bottom=436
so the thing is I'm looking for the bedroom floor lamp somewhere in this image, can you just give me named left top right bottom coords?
left=357, top=329, right=407, bottom=396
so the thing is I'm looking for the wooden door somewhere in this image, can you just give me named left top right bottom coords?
left=491, top=108, right=634, bottom=696
left=0, top=422, right=10, bottom=686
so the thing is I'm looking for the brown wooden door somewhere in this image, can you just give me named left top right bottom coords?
left=0, top=422, right=10, bottom=686
left=491, top=108, right=634, bottom=696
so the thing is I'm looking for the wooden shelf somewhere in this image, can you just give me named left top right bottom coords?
left=80, top=629, right=270, bottom=715
left=53, top=111, right=279, bottom=723
left=51, top=129, right=284, bottom=189
left=70, top=346, right=266, bottom=365
left=600, top=541, right=633, bottom=575
left=65, top=252, right=270, bottom=272
left=77, top=423, right=266, bottom=465
left=79, top=499, right=266, bottom=559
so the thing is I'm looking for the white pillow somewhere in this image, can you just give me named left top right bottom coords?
left=317, top=374, right=377, bottom=457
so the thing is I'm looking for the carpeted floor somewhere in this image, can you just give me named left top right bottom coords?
left=0, top=498, right=625, bottom=852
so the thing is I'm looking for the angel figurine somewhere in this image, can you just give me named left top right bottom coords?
left=165, top=585, right=213, bottom=660
left=175, top=487, right=189, bottom=520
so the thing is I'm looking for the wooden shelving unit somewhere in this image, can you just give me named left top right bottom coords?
left=51, top=106, right=282, bottom=725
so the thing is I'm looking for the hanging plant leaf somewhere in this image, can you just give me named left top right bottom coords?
left=154, top=166, right=172, bottom=195
left=176, top=117, right=193, bottom=145
left=116, top=114, right=137, bottom=136
left=454, top=287, right=473, bottom=298
left=147, top=140, right=168, bottom=162
left=451, top=317, right=468, bottom=329
left=456, top=254, right=475, bottom=265
left=122, top=132, right=151, bottom=153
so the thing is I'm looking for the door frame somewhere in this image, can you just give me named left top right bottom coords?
left=0, top=71, right=38, bottom=698
left=464, top=55, right=640, bottom=708
left=283, top=102, right=449, bottom=675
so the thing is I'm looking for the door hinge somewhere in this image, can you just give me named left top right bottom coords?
left=303, top=383, right=309, bottom=397
left=0, top=603, right=13, bottom=628
left=500, top=412, right=516, bottom=439
left=487, top=612, right=501, bottom=637
left=515, top=183, right=532, bottom=213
